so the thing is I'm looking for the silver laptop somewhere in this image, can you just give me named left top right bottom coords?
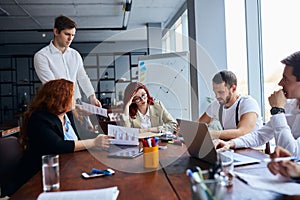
left=177, top=119, right=260, bottom=166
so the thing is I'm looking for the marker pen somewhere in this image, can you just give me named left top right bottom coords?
left=147, top=138, right=152, bottom=147
left=263, top=156, right=298, bottom=163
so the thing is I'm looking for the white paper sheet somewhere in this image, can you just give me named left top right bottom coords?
left=37, top=186, right=119, bottom=200
left=108, top=124, right=139, bottom=145
left=138, top=132, right=163, bottom=139
left=235, top=172, right=300, bottom=195
left=81, top=102, right=108, bottom=117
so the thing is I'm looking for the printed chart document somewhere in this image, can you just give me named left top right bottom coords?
left=37, top=186, right=119, bottom=200
left=235, top=172, right=300, bottom=195
left=108, top=124, right=139, bottom=145
left=81, top=102, right=107, bottom=117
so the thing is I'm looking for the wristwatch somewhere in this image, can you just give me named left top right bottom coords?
left=270, top=107, right=285, bottom=115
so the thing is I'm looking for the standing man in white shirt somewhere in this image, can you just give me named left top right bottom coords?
left=198, top=70, right=263, bottom=140
left=34, top=15, right=100, bottom=107
left=34, top=15, right=100, bottom=132
left=216, top=51, right=300, bottom=157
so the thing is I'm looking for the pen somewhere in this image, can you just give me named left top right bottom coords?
left=141, top=139, right=148, bottom=147
left=147, top=138, right=152, bottom=147
left=187, top=168, right=215, bottom=200
left=154, top=137, right=159, bottom=146
left=186, top=169, right=201, bottom=183
left=235, top=173, right=248, bottom=185
left=195, top=167, right=215, bottom=200
left=151, top=137, right=156, bottom=147
left=262, top=156, right=298, bottom=163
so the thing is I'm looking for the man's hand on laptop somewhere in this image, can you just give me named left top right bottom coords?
left=213, top=139, right=235, bottom=152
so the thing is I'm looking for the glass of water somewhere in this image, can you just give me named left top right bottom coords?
left=42, top=154, right=60, bottom=192
left=218, top=149, right=234, bottom=186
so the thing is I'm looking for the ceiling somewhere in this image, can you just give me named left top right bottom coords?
left=0, top=0, right=185, bottom=44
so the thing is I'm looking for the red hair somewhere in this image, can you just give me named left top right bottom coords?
left=123, top=82, right=154, bottom=118
left=20, top=79, right=74, bottom=148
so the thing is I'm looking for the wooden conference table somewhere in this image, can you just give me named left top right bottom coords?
left=10, top=143, right=296, bottom=200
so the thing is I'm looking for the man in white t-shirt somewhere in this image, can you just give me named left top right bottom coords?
left=198, top=70, right=263, bottom=140
left=216, top=51, right=300, bottom=157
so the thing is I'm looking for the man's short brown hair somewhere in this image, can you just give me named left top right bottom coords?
left=212, top=70, right=237, bottom=88
left=54, top=15, right=77, bottom=33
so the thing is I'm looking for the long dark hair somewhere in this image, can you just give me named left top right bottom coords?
left=123, top=82, right=154, bottom=118
left=19, top=79, right=74, bottom=149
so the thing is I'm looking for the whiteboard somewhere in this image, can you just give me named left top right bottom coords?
left=138, top=51, right=191, bottom=120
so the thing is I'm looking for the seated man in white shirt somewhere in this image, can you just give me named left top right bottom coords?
left=216, top=51, right=300, bottom=157
left=198, top=70, right=263, bottom=140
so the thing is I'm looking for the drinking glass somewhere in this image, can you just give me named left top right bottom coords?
left=42, top=154, right=60, bottom=192
left=218, top=149, right=234, bottom=186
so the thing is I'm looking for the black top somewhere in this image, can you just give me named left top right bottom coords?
left=3, top=111, right=80, bottom=196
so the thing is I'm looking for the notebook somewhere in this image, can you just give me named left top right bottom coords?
left=177, top=119, right=260, bottom=166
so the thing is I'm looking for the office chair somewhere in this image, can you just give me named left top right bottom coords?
left=0, top=136, right=23, bottom=197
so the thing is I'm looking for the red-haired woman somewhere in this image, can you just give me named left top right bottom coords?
left=3, top=79, right=112, bottom=196
left=120, top=82, right=177, bottom=134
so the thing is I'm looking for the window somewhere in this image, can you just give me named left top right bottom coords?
left=261, top=0, right=300, bottom=121
left=225, top=0, right=300, bottom=121
left=162, top=10, right=188, bottom=53
left=224, top=0, right=248, bottom=96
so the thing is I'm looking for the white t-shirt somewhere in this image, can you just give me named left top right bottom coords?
left=205, top=96, right=263, bottom=131
left=34, top=41, right=95, bottom=99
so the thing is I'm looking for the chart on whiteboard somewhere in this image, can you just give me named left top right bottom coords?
left=138, top=52, right=191, bottom=120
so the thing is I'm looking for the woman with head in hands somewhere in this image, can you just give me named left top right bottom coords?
left=119, top=82, right=177, bottom=134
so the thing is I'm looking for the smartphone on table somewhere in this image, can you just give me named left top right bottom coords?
left=81, top=168, right=115, bottom=179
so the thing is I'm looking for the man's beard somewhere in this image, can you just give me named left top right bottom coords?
left=218, top=93, right=231, bottom=106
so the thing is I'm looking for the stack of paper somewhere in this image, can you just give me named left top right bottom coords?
left=235, top=172, right=300, bottom=195
left=37, top=186, right=119, bottom=200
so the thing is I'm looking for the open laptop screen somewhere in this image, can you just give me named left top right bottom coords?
left=177, top=119, right=260, bottom=166
left=177, top=119, right=217, bottom=164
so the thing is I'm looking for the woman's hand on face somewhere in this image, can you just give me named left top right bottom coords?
left=94, top=134, right=114, bottom=149
left=129, top=91, right=138, bottom=104
left=125, top=91, right=137, bottom=108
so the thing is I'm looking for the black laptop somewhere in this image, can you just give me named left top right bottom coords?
left=177, top=119, right=260, bottom=166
